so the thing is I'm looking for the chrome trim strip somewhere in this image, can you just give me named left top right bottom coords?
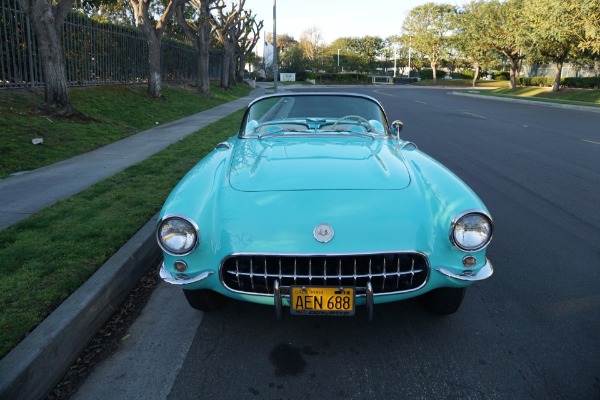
left=159, top=264, right=213, bottom=285
left=436, top=258, right=493, bottom=282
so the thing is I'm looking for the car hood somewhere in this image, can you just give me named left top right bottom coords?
left=229, top=137, right=411, bottom=191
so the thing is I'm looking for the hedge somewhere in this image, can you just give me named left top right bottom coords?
left=519, top=76, right=600, bottom=89
left=562, top=77, right=600, bottom=89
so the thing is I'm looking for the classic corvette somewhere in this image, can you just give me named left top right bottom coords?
left=156, top=92, right=493, bottom=320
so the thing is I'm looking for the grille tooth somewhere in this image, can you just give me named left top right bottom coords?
left=222, top=253, right=429, bottom=296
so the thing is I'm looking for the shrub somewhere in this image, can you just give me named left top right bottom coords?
left=563, top=77, right=600, bottom=89
left=493, top=71, right=510, bottom=81
left=519, top=77, right=557, bottom=87
left=419, top=68, right=446, bottom=79
left=316, top=73, right=369, bottom=84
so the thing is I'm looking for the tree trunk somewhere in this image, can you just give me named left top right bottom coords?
left=147, top=33, right=163, bottom=98
left=472, top=62, right=480, bottom=89
left=431, top=62, right=437, bottom=83
left=20, top=0, right=74, bottom=112
left=238, top=54, right=246, bottom=82
left=509, top=57, right=519, bottom=89
left=197, top=42, right=211, bottom=95
left=220, top=43, right=235, bottom=89
left=553, top=59, right=563, bottom=92
left=197, top=19, right=211, bottom=95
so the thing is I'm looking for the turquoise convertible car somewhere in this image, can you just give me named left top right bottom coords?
left=156, top=93, right=493, bottom=320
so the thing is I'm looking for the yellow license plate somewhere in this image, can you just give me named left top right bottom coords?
left=291, top=286, right=355, bottom=316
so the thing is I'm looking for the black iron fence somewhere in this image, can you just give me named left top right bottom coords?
left=0, top=0, right=220, bottom=89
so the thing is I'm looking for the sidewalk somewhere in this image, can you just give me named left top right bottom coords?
left=0, top=86, right=266, bottom=229
left=0, top=85, right=266, bottom=400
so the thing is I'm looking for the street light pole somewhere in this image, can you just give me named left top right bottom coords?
left=273, top=0, right=278, bottom=92
left=337, top=49, right=340, bottom=71
left=407, top=36, right=412, bottom=80
left=393, top=45, right=397, bottom=78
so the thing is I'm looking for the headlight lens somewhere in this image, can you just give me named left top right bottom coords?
left=157, top=216, right=198, bottom=255
left=451, top=212, right=493, bottom=251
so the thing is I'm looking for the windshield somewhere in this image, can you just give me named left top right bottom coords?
left=240, top=94, right=390, bottom=138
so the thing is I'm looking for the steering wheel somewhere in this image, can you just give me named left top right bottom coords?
left=331, top=115, right=371, bottom=131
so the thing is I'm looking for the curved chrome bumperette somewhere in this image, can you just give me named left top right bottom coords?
left=435, top=258, right=493, bottom=282
left=159, top=263, right=214, bottom=285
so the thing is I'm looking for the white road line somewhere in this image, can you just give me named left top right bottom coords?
left=582, top=139, right=600, bottom=145
left=374, top=89, right=395, bottom=97
left=415, top=100, right=427, bottom=105
left=461, top=111, right=487, bottom=119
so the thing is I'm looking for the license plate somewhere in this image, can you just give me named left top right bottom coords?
left=290, top=286, right=355, bottom=316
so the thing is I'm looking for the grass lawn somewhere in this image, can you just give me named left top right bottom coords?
left=0, top=83, right=250, bottom=358
left=415, top=79, right=599, bottom=106
left=483, top=86, right=600, bottom=106
left=0, top=83, right=251, bottom=178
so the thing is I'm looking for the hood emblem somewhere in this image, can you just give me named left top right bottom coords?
left=314, top=223, right=334, bottom=243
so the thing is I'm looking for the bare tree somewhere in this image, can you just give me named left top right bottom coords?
left=19, top=0, right=74, bottom=112
left=299, top=26, right=324, bottom=70
left=211, top=0, right=247, bottom=89
left=130, top=0, right=180, bottom=98
left=235, top=10, right=263, bottom=82
left=176, top=0, right=218, bottom=95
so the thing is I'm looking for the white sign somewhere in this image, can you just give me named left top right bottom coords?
left=279, top=73, right=296, bottom=82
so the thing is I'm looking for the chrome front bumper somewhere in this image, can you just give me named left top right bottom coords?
left=159, top=264, right=214, bottom=285
left=435, top=258, right=493, bottom=281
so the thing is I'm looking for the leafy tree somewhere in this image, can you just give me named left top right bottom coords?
left=327, top=37, right=362, bottom=72
left=354, top=36, right=384, bottom=73
left=455, top=1, right=501, bottom=87
left=77, top=0, right=135, bottom=25
left=130, top=0, right=181, bottom=98
left=19, top=0, right=74, bottom=112
left=525, top=0, right=599, bottom=91
left=402, top=2, right=456, bottom=83
left=175, top=0, right=217, bottom=95
left=470, top=0, right=530, bottom=89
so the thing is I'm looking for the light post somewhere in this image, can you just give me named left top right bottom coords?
left=407, top=35, right=412, bottom=80
left=393, top=45, right=397, bottom=78
left=337, top=49, right=340, bottom=71
left=273, top=0, right=278, bottom=92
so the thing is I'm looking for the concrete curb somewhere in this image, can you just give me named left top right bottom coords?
left=0, top=215, right=160, bottom=400
left=451, top=91, right=600, bottom=113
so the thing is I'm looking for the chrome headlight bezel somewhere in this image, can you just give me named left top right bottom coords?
left=156, top=215, right=199, bottom=256
left=450, top=211, right=493, bottom=252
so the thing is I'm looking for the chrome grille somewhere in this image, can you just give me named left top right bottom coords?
left=221, top=253, right=428, bottom=296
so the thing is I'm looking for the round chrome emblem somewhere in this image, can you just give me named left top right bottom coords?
left=313, top=223, right=334, bottom=243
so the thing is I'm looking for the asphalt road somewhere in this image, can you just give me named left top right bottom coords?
left=73, top=87, right=600, bottom=400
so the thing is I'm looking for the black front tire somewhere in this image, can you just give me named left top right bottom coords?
left=422, top=287, right=466, bottom=315
left=183, top=289, right=227, bottom=311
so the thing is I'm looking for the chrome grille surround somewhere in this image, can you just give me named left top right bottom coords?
left=220, top=252, right=429, bottom=297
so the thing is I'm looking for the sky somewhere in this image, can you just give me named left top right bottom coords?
left=248, top=0, right=467, bottom=47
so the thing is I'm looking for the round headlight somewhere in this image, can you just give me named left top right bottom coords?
left=451, top=212, right=493, bottom=251
left=157, top=216, right=199, bottom=255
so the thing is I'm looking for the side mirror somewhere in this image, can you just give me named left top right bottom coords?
left=391, top=120, right=404, bottom=138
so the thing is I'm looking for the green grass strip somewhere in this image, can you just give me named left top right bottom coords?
left=0, top=109, right=245, bottom=358
left=0, top=84, right=251, bottom=178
